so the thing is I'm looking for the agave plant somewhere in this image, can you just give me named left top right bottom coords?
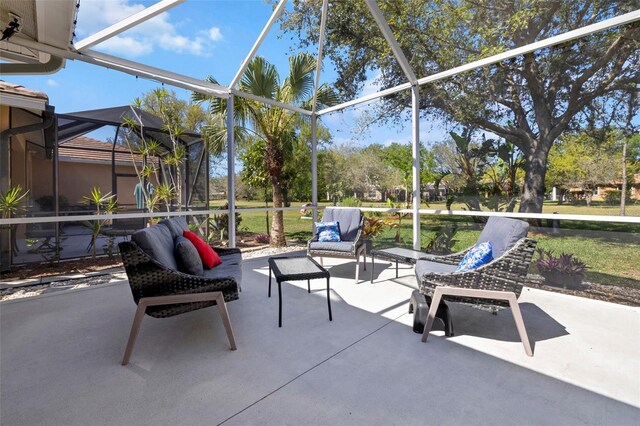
left=0, top=184, right=29, bottom=219
left=534, top=248, right=587, bottom=276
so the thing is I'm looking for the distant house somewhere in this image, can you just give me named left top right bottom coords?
left=422, top=183, right=448, bottom=201
left=558, top=174, right=640, bottom=203
left=592, top=174, right=640, bottom=201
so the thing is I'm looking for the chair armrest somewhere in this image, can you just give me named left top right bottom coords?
left=212, top=246, right=241, bottom=256
left=418, top=247, right=471, bottom=265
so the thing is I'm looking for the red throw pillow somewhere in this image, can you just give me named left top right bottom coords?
left=182, top=231, right=222, bottom=269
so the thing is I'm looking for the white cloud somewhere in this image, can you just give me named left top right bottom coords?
left=75, top=0, right=221, bottom=58
left=208, top=27, right=223, bottom=42
left=100, top=36, right=153, bottom=57
left=46, top=79, right=59, bottom=87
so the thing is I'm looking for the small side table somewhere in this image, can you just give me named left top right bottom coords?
left=268, top=255, right=332, bottom=327
left=370, top=247, right=428, bottom=282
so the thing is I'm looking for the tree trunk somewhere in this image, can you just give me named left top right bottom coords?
left=519, top=141, right=552, bottom=213
left=264, top=189, right=270, bottom=235
left=620, top=137, right=627, bottom=216
left=270, top=177, right=286, bottom=247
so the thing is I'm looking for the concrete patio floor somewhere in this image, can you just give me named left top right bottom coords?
left=1, top=251, right=639, bottom=425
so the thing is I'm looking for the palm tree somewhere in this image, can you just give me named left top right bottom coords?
left=193, top=53, right=338, bottom=246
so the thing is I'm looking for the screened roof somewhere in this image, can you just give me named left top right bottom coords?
left=56, top=105, right=202, bottom=149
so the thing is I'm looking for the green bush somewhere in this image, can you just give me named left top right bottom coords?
left=603, top=190, right=620, bottom=205
left=340, top=196, right=361, bottom=207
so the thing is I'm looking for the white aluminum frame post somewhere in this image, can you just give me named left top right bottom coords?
left=226, top=96, right=236, bottom=248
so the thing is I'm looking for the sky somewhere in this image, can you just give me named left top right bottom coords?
left=4, top=0, right=449, bottom=149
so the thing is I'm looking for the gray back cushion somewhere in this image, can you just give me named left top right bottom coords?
left=322, top=208, right=361, bottom=241
left=131, top=223, right=178, bottom=270
left=159, top=216, right=189, bottom=239
left=174, top=235, right=204, bottom=276
left=476, top=217, right=529, bottom=259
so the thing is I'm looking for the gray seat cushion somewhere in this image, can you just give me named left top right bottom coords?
left=131, top=223, right=178, bottom=270
left=414, top=259, right=459, bottom=277
left=203, top=253, right=242, bottom=282
left=174, top=236, right=204, bottom=276
left=322, top=208, right=361, bottom=241
left=476, top=216, right=529, bottom=259
left=309, top=241, right=355, bottom=253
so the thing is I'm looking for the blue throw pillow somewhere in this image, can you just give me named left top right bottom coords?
left=456, top=242, right=493, bottom=272
left=315, top=221, right=341, bottom=242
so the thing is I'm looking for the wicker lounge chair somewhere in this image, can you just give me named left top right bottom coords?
left=118, top=217, right=240, bottom=365
left=414, top=216, right=537, bottom=356
left=307, top=207, right=367, bottom=283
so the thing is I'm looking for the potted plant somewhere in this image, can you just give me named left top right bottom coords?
left=534, top=248, right=588, bottom=290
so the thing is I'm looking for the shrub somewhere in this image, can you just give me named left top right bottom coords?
left=363, top=216, right=397, bottom=238
left=340, top=196, right=361, bottom=207
left=534, top=248, right=587, bottom=277
left=255, top=233, right=270, bottom=244
left=603, top=190, right=619, bottom=205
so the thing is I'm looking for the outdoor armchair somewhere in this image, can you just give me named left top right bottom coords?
left=307, top=207, right=368, bottom=283
left=414, top=216, right=537, bottom=356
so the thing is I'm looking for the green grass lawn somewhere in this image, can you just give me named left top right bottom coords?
left=210, top=199, right=639, bottom=289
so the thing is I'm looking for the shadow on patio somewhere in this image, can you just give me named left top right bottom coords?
left=1, top=253, right=638, bottom=425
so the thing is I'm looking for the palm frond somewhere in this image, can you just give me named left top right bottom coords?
left=284, top=53, right=316, bottom=102
left=240, top=57, right=279, bottom=99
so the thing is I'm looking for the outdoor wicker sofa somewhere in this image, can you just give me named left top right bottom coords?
left=414, top=216, right=537, bottom=356
left=118, top=216, right=240, bottom=365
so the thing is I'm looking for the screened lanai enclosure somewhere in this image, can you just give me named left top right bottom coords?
left=1, top=95, right=209, bottom=267
left=1, top=0, right=639, bottom=273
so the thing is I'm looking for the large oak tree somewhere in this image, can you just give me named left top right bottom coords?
left=280, top=0, right=640, bottom=213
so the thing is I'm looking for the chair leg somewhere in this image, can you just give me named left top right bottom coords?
left=355, top=256, right=360, bottom=284
left=420, top=287, right=532, bottom=357
left=507, top=294, right=533, bottom=357
left=122, top=292, right=237, bottom=365
left=421, top=288, right=444, bottom=343
left=362, top=246, right=367, bottom=271
left=214, top=293, right=237, bottom=351
left=122, top=301, right=148, bottom=365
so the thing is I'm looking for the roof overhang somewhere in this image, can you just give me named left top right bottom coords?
left=0, top=0, right=76, bottom=75
left=0, top=80, right=48, bottom=111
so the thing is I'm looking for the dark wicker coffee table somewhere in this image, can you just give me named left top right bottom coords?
left=370, top=247, right=428, bottom=282
left=268, top=255, right=332, bottom=327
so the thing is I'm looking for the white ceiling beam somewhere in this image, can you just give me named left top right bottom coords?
left=365, top=0, right=417, bottom=85
left=230, top=88, right=312, bottom=115
left=74, top=0, right=186, bottom=51
left=319, top=8, right=640, bottom=116
left=229, top=0, right=288, bottom=89
left=311, top=0, right=329, bottom=114
left=317, top=82, right=412, bottom=115
left=416, top=9, right=640, bottom=87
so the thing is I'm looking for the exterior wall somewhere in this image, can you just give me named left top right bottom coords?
left=58, top=162, right=140, bottom=208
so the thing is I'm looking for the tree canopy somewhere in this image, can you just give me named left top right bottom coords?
left=280, top=0, right=640, bottom=213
